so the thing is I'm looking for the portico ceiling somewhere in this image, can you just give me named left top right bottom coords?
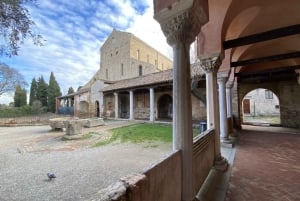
left=222, top=0, right=300, bottom=82
left=196, top=0, right=300, bottom=82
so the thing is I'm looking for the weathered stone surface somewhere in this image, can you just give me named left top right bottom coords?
left=83, top=118, right=105, bottom=127
left=64, top=120, right=83, bottom=139
left=49, top=117, right=70, bottom=131
left=90, top=181, right=127, bottom=201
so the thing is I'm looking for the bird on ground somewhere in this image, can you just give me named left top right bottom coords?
left=47, top=173, right=56, bottom=180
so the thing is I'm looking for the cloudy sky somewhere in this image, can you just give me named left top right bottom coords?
left=0, top=0, right=173, bottom=104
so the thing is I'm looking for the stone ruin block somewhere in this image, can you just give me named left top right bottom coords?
left=83, top=118, right=105, bottom=128
left=63, top=120, right=84, bottom=140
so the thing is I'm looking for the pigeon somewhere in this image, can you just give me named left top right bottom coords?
left=47, top=173, right=56, bottom=180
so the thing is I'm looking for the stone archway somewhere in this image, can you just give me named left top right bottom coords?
left=158, top=94, right=172, bottom=119
left=241, top=88, right=280, bottom=125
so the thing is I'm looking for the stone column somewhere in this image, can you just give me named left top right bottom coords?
left=226, top=81, right=233, bottom=118
left=149, top=88, right=155, bottom=122
left=68, top=98, right=71, bottom=107
left=154, top=1, right=208, bottom=200
left=205, top=71, right=214, bottom=129
left=217, top=76, right=229, bottom=141
left=200, top=56, right=228, bottom=171
left=129, top=90, right=134, bottom=120
left=226, top=81, right=234, bottom=136
left=114, top=92, right=119, bottom=119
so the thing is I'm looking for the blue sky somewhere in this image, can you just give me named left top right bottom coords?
left=0, top=0, right=172, bottom=104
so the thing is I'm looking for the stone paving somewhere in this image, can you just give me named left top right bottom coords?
left=225, top=127, right=300, bottom=201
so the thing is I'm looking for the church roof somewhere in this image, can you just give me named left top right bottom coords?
left=101, top=63, right=205, bottom=93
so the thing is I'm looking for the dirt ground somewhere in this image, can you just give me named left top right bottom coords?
left=0, top=120, right=172, bottom=201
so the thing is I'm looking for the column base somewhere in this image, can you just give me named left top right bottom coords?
left=213, top=156, right=228, bottom=172
left=221, top=137, right=235, bottom=148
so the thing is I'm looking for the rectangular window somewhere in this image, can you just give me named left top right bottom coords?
left=137, top=49, right=140, bottom=60
left=139, top=65, right=143, bottom=76
left=106, top=69, right=108, bottom=79
left=147, top=54, right=149, bottom=63
left=265, top=90, right=273, bottom=99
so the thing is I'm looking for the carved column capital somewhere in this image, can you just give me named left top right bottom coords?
left=200, top=56, right=222, bottom=74
left=155, top=0, right=208, bottom=45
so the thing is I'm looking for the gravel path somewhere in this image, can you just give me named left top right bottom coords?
left=0, top=122, right=172, bottom=201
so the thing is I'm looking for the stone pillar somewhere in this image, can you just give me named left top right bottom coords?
left=149, top=88, right=155, bottom=122
left=226, top=81, right=233, bottom=118
left=68, top=98, right=71, bottom=107
left=114, top=92, right=119, bottom=119
left=200, top=56, right=228, bottom=171
left=154, top=1, right=208, bottom=200
left=60, top=99, right=64, bottom=107
left=129, top=90, right=134, bottom=120
left=205, top=71, right=214, bottom=129
left=217, top=76, right=229, bottom=141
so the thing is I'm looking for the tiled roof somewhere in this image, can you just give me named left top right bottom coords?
left=101, top=63, right=205, bottom=92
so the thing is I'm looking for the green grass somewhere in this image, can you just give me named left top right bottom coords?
left=113, top=123, right=172, bottom=143
left=94, top=123, right=200, bottom=147
left=94, top=123, right=172, bottom=146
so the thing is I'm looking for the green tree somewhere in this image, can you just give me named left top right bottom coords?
left=48, top=72, right=61, bottom=113
left=14, top=85, right=27, bottom=107
left=67, top=87, right=74, bottom=94
left=0, top=0, right=43, bottom=56
left=36, top=76, right=48, bottom=108
left=29, top=77, right=37, bottom=105
left=0, top=63, right=27, bottom=96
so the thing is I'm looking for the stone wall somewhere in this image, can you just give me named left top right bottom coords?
left=89, top=151, right=182, bottom=201
left=99, top=30, right=172, bottom=82
left=191, top=94, right=207, bottom=121
left=279, top=80, right=300, bottom=128
left=193, top=129, right=215, bottom=192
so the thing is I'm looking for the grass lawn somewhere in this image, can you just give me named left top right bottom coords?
left=94, top=123, right=199, bottom=147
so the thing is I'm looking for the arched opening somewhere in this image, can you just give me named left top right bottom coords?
left=95, top=101, right=100, bottom=117
left=242, top=88, right=280, bottom=125
left=158, top=94, right=172, bottom=119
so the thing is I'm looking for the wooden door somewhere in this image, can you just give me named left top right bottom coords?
left=243, top=99, right=250, bottom=114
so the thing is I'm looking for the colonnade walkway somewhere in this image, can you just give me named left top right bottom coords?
left=222, top=125, right=300, bottom=201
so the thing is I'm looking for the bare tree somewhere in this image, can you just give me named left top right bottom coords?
left=0, top=63, right=27, bottom=96
left=0, top=0, right=43, bottom=56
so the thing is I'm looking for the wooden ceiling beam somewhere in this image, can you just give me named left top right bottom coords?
left=223, top=24, right=300, bottom=49
left=231, top=51, right=300, bottom=67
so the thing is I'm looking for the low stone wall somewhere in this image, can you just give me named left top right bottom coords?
left=89, top=151, right=182, bottom=201
left=88, top=130, right=217, bottom=201
left=193, top=129, right=215, bottom=193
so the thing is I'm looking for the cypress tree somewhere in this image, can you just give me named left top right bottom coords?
left=14, top=86, right=27, bottom=107
left=48, top=72, right=61, bottom=113
left=37, top=76, right=48, bottom=108
left=68, top=87, right=75, bottom=94
left=29, top=78, right=37, bottom=105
